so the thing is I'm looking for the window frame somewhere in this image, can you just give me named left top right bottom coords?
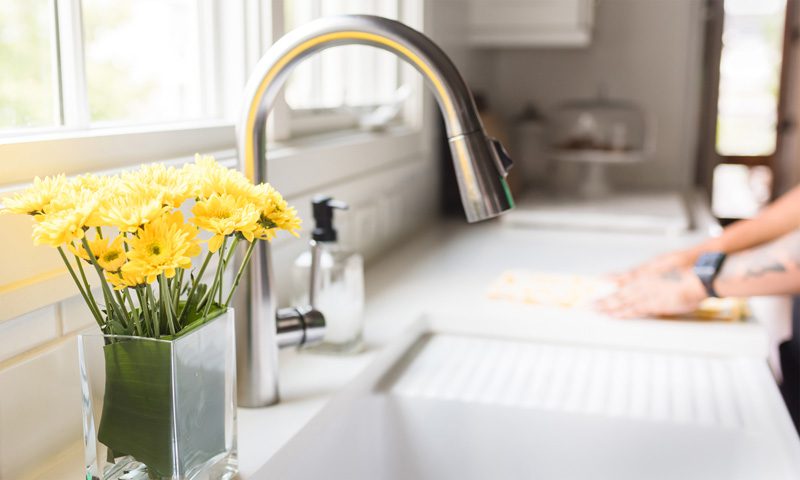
left=720, top=4, right=791, bottom=161
left=0, top=0, right=249, bottom=182
left=698, top=0, right=797, bottom=221
left=712, top=0, right=789, bottom=161
left=271, top=0, right=421, bottom=140
left=0, top=0, right=229, bottom=139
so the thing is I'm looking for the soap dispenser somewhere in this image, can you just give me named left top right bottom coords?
left=292, top=195, right=365, bottom=353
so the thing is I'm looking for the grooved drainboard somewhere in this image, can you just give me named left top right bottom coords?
left=389, top=334, right=753, bottom=430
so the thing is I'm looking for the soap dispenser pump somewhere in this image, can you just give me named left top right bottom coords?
left=292, top=195, right=365, bottom=353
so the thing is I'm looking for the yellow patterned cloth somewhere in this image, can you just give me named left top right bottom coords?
left=487, top=270, right=749, bottom=322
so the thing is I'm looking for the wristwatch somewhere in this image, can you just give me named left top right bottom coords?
left=693, top=252, right=727, bottom=298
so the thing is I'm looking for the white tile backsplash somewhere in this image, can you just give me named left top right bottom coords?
left=0, top=306, right=59, bottom=364
left=0, top=337, right=83, bottom=480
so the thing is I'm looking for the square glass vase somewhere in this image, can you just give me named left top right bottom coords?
left=78, top=309, right=238, bottom=480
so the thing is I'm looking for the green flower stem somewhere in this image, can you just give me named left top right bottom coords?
left=99, top=286, right=114, bottom=328
left=71, top=252, right=103, bottom=322
left=95, top=226, right=103, bottom=239
left=179, top=251, right=214, bottom=321
left=57, top=247, right=104, bottom=327
left=202, top=237, right=228, bottom=319
left=172, top=268, right=184, bottom=312
left=223, top=236, right=240, bottom=268
left=224, top=240, right=256, bottom=308
left=81, top=237, right=129, bottom=332
left=198, top=246, right=223, bottom=309
left=220, top=236, right=240, bottom=304
left=159, top=274, right=177, bottom=336
left=157, top=282, right=167, bottom=335
left=136, top=287, right=153, bottom=337
left=169, top=268, right=183, bottom=304
left=113, top=289, right=131, bottom=330
left=72, top=251, right=103, bottom=321
left=124, top=289, right=142, bottom=336
left=146, top=284, right=160, bottom=338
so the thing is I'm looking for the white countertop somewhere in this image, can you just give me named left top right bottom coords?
left=240, top=217, right=772, bottom=478
left=45, top=212, right=777, bottom=479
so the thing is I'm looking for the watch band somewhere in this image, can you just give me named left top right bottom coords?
left=693, top=252, right=727, bottom=298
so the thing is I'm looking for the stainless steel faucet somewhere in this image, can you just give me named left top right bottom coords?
left=234, top=15, right=514, bottom=408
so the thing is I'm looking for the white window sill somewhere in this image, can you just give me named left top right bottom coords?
left=0, top=119, right=421, bottom=187
left=0, top=121, right=236, bottom=186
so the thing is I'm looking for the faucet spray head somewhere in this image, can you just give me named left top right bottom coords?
left=448, top=130, right=515, bottom=223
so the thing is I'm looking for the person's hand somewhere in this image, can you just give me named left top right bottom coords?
left=609, top=248, right=699, bottom=284
left=595, top=267, right=707, bottom=319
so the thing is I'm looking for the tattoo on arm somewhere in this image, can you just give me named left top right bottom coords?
left=744, top=262, right=787, bottom=278
left=720, top=228, right=800, bottom=281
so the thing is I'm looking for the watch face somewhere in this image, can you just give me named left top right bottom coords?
left=697, top=253, right=719, bottom=267
left=695, top=264, right=716, bottom=277
left=695, top=252, right=726, bottom=281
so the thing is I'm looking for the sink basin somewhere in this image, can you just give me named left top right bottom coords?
left=252, top=315, right=800, bottom=480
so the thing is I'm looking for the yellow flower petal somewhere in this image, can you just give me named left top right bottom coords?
left=208, top=234, right=224, bottom=253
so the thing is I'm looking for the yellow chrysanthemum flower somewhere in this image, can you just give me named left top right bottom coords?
left=31, top=188, right=101, bottom=247
left=125, top=211, right=201, bottom=282
left=71, top=173, right=117, bottom=195
left=249, top=183, right=301, bottom=240
left=99, top=186, right=168, bottom=232
left=106, top=262, right=149, bottom=290
left=191, top=193, right=260, bottom=252
left=185, top=154, right=255, bottom=200
left=123, top=163, right=195, bottom=208
left=1, top=174, right=68, bottom=216
left=70, top=235, right=127, bottom=272
left=32, top=208, right=89, bottom=247
left=66, top=174, right=118, bottom=227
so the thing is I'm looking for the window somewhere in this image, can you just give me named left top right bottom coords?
left=715, top=0, right=787, bottom=156
left=284, top=0, right=401, bottom=111
left=278, top=0, right=411, bottom=137
left=0, top=0, right=59, bottom=131
left=711, top=163, right=772, bottom=219
left=82, top=0, right=206, bottom=125
left=0, top=0, right=221, bottom=137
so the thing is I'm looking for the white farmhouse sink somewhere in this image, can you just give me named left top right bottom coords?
left=252, top=315, right=800, bottom=480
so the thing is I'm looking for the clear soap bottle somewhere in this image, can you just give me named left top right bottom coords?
left=292, top=196, right=365, bottom=353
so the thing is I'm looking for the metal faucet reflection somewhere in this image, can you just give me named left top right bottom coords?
left=234, top=15, right=514, bottom=407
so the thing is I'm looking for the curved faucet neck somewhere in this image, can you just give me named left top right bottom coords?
left=236, top=14, right=484, bottom=183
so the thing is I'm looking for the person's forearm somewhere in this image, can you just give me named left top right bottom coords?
left=694, top=185, right=800, bottom=257
left=714, top=228, right=800, bottom=297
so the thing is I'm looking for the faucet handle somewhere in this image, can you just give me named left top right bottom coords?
left=276, top=306, right=326, bottom=348
left=490, top=137, right=514, bottom=177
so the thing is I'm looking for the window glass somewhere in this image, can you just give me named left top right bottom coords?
left=716, top=0, right=786, bottom=156
left=0, top=0, right=58, bottom=130
left=82, top=0, right=205, bottom=125
left=711, top=163, right=772, bottom=218
left=284, top=0, right=400, bottom=110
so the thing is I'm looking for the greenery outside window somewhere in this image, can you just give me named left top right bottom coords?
left=0, top=0, right=420, bottom=182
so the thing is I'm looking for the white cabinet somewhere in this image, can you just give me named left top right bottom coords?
left=468, top=0, right=595, bottom=47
